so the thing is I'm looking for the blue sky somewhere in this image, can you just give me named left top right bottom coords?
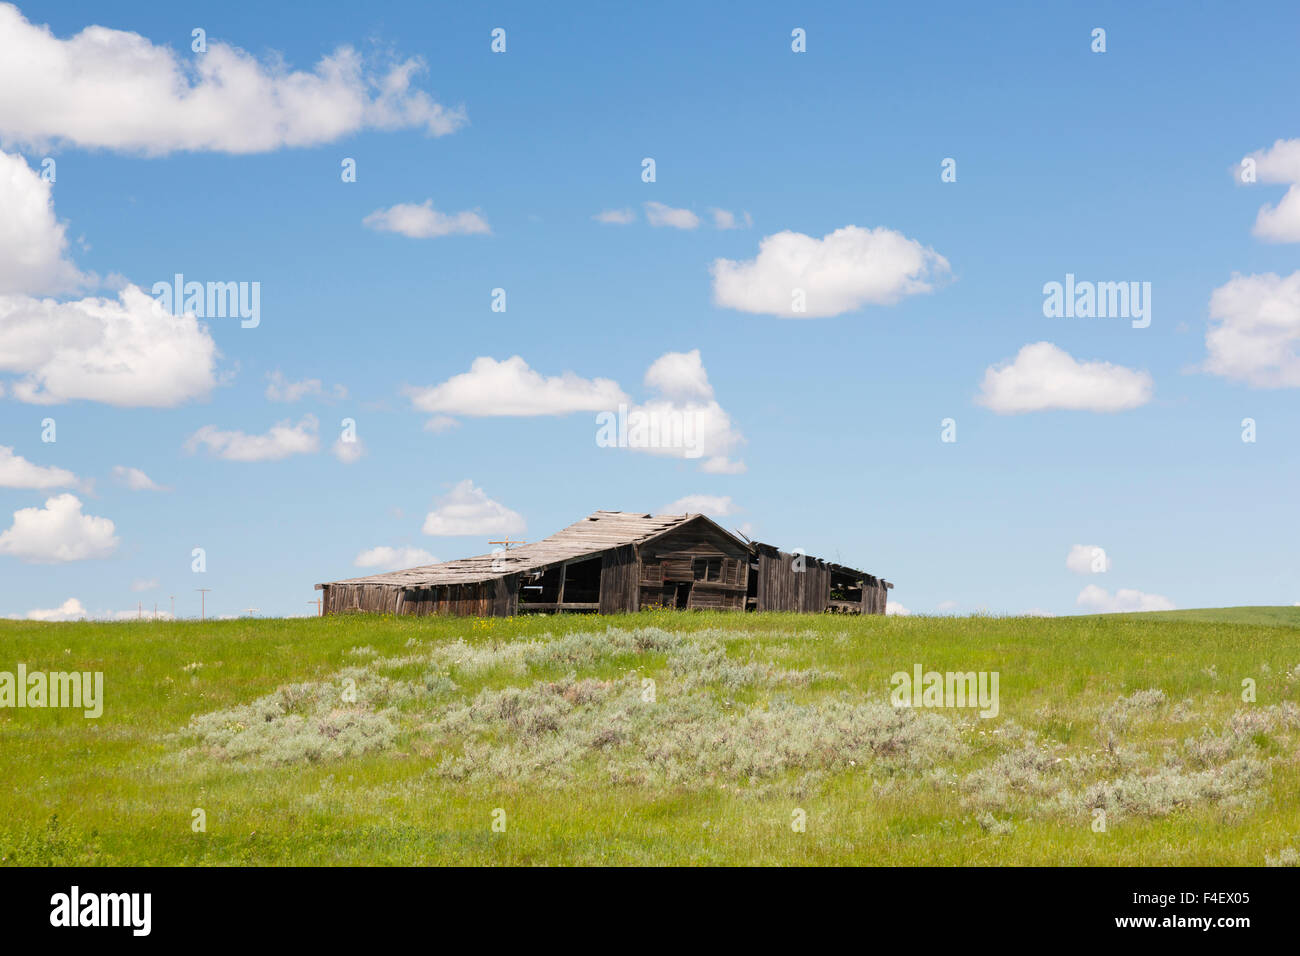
left=1, top=0, right=1297, bottom=620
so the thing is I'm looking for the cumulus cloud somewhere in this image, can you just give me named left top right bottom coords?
left=0, top=493, right=118, bottom=562
left=0, top=285, right=218, bottom=406
left=363, top=201, right=489, bottom=238
left=422, top=479, right=525, bottom=536
left=644, top=201, right=700, bottom=230
left=976, top=342, right=1153, bottom=413
left=710, top=224, right=949, bottom=318
left=331, top=436, right=366, bottom=464
left=184, top=415, right=320, bottom=462
left=0, top=149, right=218, bottom=407
left=16, top=597, right=175, bottom=621
left=661, top=494, right=736, bottom=516
left=613, top=350, right=746, bottom=473
left=1066, top=544, right=1110, bottom=574
left=265, top=370, right=346, bottom=402
left=112, top=465, right=167, bottom=491
left=643, top=349, right=714, bottom=402
left=1076, top=584, right=1174, bottom=613
left=354, top=545, right=437, bottom=569
left=709, top=208, right=751, bottom=230
left=1237, top=139, right=1300, bottom=242
left=886, top=601, right=910, bottom=616
left=407, top=351, right=744, bottom=473
left=1203, top=271, right=1300, bottom=388
left=24, top=597, right=86, bottom=621
left=0, top=445, right=78, bottom=489
left=593, top=208, right=635, bottom=225
left=0, top=147, right=88, bottom=295
left=406, top=355, right=628, bottom=421
left=1253, top=186, right=1300, bottom=243
left=0, top=4, right=465, bottom=155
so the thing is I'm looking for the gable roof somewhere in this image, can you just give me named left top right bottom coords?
left=317, top=511, right=746, bottom=590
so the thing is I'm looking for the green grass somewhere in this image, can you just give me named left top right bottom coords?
left=2, top=607, right=1298, bottom=866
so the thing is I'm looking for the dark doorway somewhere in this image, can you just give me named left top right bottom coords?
left=674, top=582, right=691, bottom=609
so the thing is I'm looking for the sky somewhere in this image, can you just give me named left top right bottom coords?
left=0, top=0, right=1297, bottom=621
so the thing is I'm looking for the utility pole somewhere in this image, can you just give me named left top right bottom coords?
left=195, top=588, right=212, bottom=620
left=137, top=601, right=142, bottom=620
left=170, top=595, right=175, bottom=618
left=308, top=598, right=322, bottom=616
left=489, top=538, right=526, bottom=550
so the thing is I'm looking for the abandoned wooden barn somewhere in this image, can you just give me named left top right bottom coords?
left=316, top=511, right=892, bottom=617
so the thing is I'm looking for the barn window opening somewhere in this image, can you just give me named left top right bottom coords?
left=829, top=569, right=864, bottom=606
left=561, top=556, right=602, bottom=605
left=518, top=565, right=563, bottom=607
left=692, top=558, right=722, bottom=582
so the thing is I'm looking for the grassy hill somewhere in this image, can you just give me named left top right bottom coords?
left=2, top=607, right=1298, bottom=866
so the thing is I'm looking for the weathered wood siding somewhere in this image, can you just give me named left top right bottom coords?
left=637, top=523, right=749, bottom=611
left=754, top=546, right=832, bottom=612
left=322, top=583, right=401, bottom=615
left=598, top=545, right=639, bottom=614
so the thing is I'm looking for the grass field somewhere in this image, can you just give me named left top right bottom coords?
left=2, top=607, right=1298, bottom=866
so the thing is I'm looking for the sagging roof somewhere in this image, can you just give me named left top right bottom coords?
left=317, top=511, right=740, bottom=590
left=749, top=540, right=893, bottom=589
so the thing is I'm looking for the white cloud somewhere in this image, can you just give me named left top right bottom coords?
left=0, top=445, right=78, bottom=489
left=1076, top=584, right=1174, bottom=613
left=937, top=600, right=959, bottom=611
left=661, top=494, right=736, bottom=517
left=709, top=208, right=751, bottom=230
left=644, top=201, right=700, bottom=230
left=25, top=597, right=86, bottom=621
left=593, top=208, right=635, bottom=225
left=643, top=349, right=714, bottom=401
left=1066, top=544, right=1110, bottom=574
left=1237, top=138, right=1300, bottom=184
left=185, top=415, right=320, bottom=462
left=1203, top=271, right=1300, bottom=388
left=700, top=455, right=747, bottom=475
left=112, top=465, right=167, bottom=491
left=363, top=201, right=489, bottom=238
left=0, top=4, right=465, bottom=155
left=331, top=436, right=366, bottom=464
left=130, top=577, right=159, bottom=592
left=0, top=147, right=88, bottom=295
left=886, top=601, right=910, bottom=616
left=1253, top=185, right=1300, bottom=243
left=1019, top=608, right=1056, bottom=617
left=406, top=355, right=628, bottom=420
left=354, top=545, right=437, bottom=569
left=423, top=480, right=525, bottom=537
left=1237, top=139, right=1300, bottom=242
left=408, top=351, right=744, bottom=474
left=0, top=493, right=118, bottom=563
left=710, top=224, right=949, bottom=318
left=618, top=351, right=746, bottom=473
left=16, top=597, right=176, bottom=621
left=0, top=149, right=218, bottom=407
left=265, top=370, right=346, bottom=402
left=976, top=342, right=1153, bottom=413
left=0, top=284, right=218, bottom=406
